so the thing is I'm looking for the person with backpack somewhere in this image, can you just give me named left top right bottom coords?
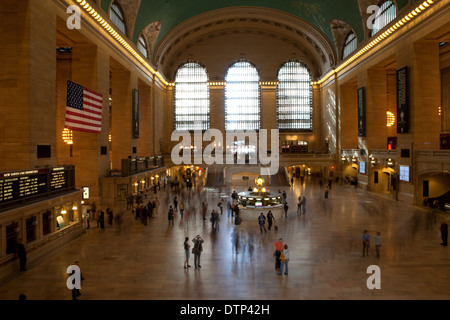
left=267, top=211, right=275, bottom=231
left=273, top=238, right=284, bottom=271
left=278, top=244, right=289, bottom=275
left=258, top=213, right=267, bottom=234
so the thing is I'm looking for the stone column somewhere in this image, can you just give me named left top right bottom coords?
left=111, top=67, right=138, bottom=169
left=339, top=82, right=358, bottom=150
left=137, top=80, right=152, bottom=157
left=210, top=85, right=225, bottom=134
left=260, top=84, right=277, bottom=152
left=0, top=0, right=56, bottom=170
left=412, top=40, right=441, bottom=150
left=366, top=67, right=388, bottom=150
left=70, top=43, right=110, bottom=202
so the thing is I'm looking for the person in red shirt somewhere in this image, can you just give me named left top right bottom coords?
left=273, top=238, right=284, bottom=270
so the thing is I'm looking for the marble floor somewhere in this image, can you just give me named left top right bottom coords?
left=0, top=177, right=449, bottom=300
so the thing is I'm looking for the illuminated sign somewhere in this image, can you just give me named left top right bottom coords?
left=82, top=186, right=90, bottom=200
left=399, top=165, right=409, bottom=182
left=359, top=161, right=366, bottom=174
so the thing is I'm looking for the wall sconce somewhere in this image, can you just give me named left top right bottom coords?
left=72, top=205, right=78, bottom=211
left=61, top=209, right=67, bottom=214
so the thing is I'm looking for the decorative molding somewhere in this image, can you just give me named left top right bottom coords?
left=330, top=19, right=356, bottom=61
left=114, top=0, right=141, bottom=38
left=140, top=20, right=161, bottom=59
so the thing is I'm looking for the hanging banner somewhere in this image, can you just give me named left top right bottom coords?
left=132, top=89, right=139, bottom=138
left=397, top=67, right=408, bottom=133
left=357, top=87, right=365, bottom=137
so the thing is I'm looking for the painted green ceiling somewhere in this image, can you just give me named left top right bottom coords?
left=101, top=0, right=409, bottom=51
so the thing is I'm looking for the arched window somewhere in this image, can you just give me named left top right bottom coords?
left=370, top=0, right=396, bottom=37
left=342, top=32, right=357, bottom=59
left=174, top=62, right=209, bottom=131
left=137, top=35, right=148, bottom=58
left=276, top=61, right=313, bottom=131
left=225, top=61, right=260, bottom=131
left=110, top=2, right=126, bottom=35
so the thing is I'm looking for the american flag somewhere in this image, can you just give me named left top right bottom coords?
left=65, top=80, right=103, bottom=134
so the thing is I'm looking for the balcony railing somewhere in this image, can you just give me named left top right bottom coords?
left=121, top=156, right=165, bottom=177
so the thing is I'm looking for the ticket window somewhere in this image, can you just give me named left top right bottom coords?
left=6, top=222, right=18, bottom=255
left=55, top=207, right=68, bottom=230
left=42, top=211, right=51, bottom=236
left=26, top=216, right=37, bottom=243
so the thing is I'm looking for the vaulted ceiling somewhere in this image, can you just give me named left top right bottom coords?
left=98, top=0, right=412, bottom=79
left=101, top=0, right=409, bottom=49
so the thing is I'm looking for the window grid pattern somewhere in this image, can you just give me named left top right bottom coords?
left=225, top=61, right=260, bottom=131
left=137, top=35, right=148, bottom=58
left=174, top=63, right=210, bottom=131
left=370, top=1, right=396, bottom=37
left=276, top=61, right=313, bottom=131
left=110, top=3, right=126, bottom=35
left=343, top=32, right=357, bottom=59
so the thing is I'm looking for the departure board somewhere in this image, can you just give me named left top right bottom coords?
left=0, top=166, right=75, bottom=210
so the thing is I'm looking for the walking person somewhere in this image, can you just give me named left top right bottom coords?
left=324, top=185, right=329, bottom=199
left=362, top=230, right=370, bottom=257
left=218, top=199, right=224, bottom=215
left=16, top=239, right=27, bottom=272
left=374, top=232, right=381, bottom=257
left=168, top=206, right=175, bottom=226
left=273, top=238, right=284, bottom=271
left=211, top=210, right=219, bottom=231
left=301, top=196, right=306, bottom=214
left=179, top=201, right=185, bottom=217
left=73, top=261, right=84, bottom=298
left=192, top=235, right=204, bottom=268
left=440, top=221, right=448, bottom=247
left=297, top=196, right=302, bottom=214
left=154, top=197, right=160, bottom=215
left=99, top=210, right=105, bottom=229
left=278, top=244, right=289, bottom=275
left=173, top=196, right=178, bottom=212
left=95, top=209, right=100, bottom=227
left=114, top=211, right=123, bottom=234
left=283, top=202, right=289, bottom=218
left=258, top=213, right=267, bottom=234
left=214, top=210, right=220, bottom=230
left=107, top=208, right=114, bottom=226
left=282, top=191, right=287, bottom=204
left=267, top=211, right=274, bottom=231
left=184, top=237, right=191, bottom=269
left=202, top=202, right=208, bottom=220
left=84, top=210, right=90, bottom=229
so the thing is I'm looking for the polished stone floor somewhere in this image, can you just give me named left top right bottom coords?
left=0, top=177, right=449, bottom=300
